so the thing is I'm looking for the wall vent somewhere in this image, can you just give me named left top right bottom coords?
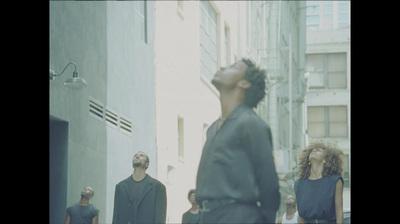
left=105, top=108, right=119, bottom=128
left=88, top=97, right=133, bottom=136
left=119, top=116, right=133, bottom=135
left=89, top=98, right=104, bottom=121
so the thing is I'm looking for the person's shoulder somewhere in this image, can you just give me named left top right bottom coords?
left=294, top=178, right=307, bottom=187
left=89, top=204, right=100, bottom=213
left=147, top=174, right=166, bottom=187
left=66, top=203, right=79, bottom=213
left=67, top=202, right=78, bottom=209
left=182, top=210, right=190, bottom=216
left=240, top=107, right=270, bottom=128
left=89, top=203, right=99, bottom=209
left=116, top=175, right=132, bottom=186
left=328, top=174, right=343, bottom=183
left=276, top=214, right=283, bottom=223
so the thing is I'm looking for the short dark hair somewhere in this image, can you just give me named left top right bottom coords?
left=241, top=58, right=267, bottom=108
left=187, top=189, right=196, bottom=200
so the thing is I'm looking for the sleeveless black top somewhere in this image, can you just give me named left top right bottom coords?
left=294, top=174, right=343, bottom=221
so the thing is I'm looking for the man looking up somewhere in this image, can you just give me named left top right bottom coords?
left=112, top=151, right=167, bottom=224
left=195, top=58, right=280, bottom=223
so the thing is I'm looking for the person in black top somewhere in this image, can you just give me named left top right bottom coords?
left=112, top=151, right=167, bottom=224
left=195, top=58, right=280, bottom=223
left=182, top=189, right=202, bottom=224
left=64, top=186, right=100, bottom=224
left=294, top=141, right=344, bottom=224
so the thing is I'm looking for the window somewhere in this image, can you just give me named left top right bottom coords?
left=224, top=25, right=230, bottom=67
left=306, top=1, right=350, bottom=30
left=134, top=1, right=147, bottom=43
left=306, top=2, right=320, bottom=30
left=307, top=106, right=348, bottom=138
left=328, top=106, right=348, bottom=137
left=308, top=107, right=325, bottom=137
left=178, top=116, right=184, bottom=158
left=306, top=53, right=347, bottom=89
left=200, top=1, right=218, bottom=81
left=167, top=165, right=176, bottom=184
left=306, top=54, right=325, bottom=88
left=327, top=53, right=347, bottom=89
left=306, top=2, right=319, bottom=14
left=177, top=0, right=184, bottom=19
left=337, top=2, right=350, bottom=29
left=177, top=0, right=183, bottom=10
left=322, top=2, right=333, bottom=30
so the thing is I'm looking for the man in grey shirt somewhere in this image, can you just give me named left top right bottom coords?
left=64, top=186, right=99, bottom=224
left=195, top=58, right=280, bottom=223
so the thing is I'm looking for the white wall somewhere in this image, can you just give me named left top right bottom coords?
left=154, top=1, right=244, bottom=222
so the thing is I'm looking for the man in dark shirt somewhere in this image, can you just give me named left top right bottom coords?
left=112, top=151, right=167, bottom=224
left=195, top=58, right=280, bottom=223
left=182, top=189, right=202, bottom=224
left=64, top=186, right=100, bottom=224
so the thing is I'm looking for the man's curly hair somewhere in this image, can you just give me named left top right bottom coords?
left=297, top=141, right=344, bottom=179
left=241, top=58, right=267, bottom=108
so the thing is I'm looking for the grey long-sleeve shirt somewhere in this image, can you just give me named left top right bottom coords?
left=195, top=103, right=280, bottom=223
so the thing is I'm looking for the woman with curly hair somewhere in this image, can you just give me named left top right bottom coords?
left=294, top=141, right=344, bottom=224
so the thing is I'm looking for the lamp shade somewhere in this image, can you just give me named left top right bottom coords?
left=64, top=77, right=88, bottom=90
left=63, top=71, right=87, bottom=90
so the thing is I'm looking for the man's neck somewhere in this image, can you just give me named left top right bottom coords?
left=78, top=197, right=90, bottom=206
left=189, top=204, right=200, bottom=214
left=132, top=168, right=147, bottom=181
left=219, top=90, right=244, bottom=119
left=285, top=206, right=296, bottom=215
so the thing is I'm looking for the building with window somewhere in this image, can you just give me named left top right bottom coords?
left=305, top=0, right=351, bottom=211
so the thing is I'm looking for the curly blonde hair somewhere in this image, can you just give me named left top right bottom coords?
left=297, top=141, right=344, bottom=179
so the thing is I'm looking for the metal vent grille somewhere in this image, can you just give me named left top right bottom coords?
left=89, top=98, right=104, bottom=120
left=120, top=116, right=132, bottom=135
left=88, top=97, right=132, bottom=136
left=105, top=109, right=118, bottom=128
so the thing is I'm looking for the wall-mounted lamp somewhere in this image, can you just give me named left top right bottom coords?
left=50, top=62, right=87, bottom=90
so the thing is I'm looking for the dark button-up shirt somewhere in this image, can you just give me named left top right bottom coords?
left=195, top=103, right=280, bottom=222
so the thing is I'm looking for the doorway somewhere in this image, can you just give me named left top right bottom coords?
left=49, top=115, right=68, bottom=223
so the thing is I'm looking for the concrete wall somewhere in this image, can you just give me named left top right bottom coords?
left=50, top=2, right=108, bottom=223
left=49, top=1, right=156, bottom=223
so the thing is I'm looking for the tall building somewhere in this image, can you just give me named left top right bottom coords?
left=49, top=1, right=156, bottom=223
left=305, top=0, right=351, bottom=211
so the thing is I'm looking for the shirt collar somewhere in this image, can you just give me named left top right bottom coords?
left=223, top=103, right=250, bottom=121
